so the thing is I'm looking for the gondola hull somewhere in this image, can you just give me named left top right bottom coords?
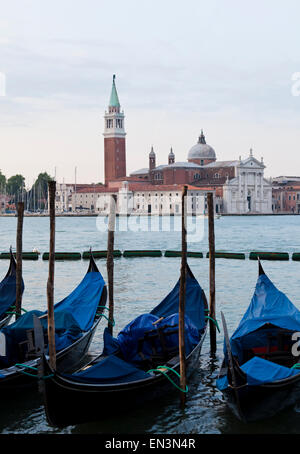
left=0, top=313, right=13, bottom=330
left=43, top=325, right=207, bottom=428
left=0, top=317, right=101, bottom=394
left=223, top=373, right=300, bottom=422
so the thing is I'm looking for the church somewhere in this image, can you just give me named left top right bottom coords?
left=102, top=75, right=272, bottom=215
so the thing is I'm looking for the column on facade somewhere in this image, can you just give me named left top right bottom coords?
left=260, top=173, right=264, bottom=208
left=254, top=171, right=257, bottom=212
left=238, top=168, right=242, bottom=213
left=244, top=172, right=248, bottom=212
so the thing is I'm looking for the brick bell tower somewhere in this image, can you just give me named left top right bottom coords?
left=104, top=75, right=126, bottom=185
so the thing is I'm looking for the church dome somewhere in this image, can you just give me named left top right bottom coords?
left=188, top=131, right=216, bottom=161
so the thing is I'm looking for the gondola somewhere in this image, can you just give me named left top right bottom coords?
left=0, top=249, right=24, bottom=330
left=0, top=254, right=107, bottom=393
left=217, top=260, right=300, bottom=422
left=39, top=264, right=208, bottom=427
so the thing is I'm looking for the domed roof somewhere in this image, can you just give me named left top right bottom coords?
left=169, top=147, right=175, bottom=157
left=149, top=146, right=155, bottom=157
left=188, top=131, right=216, bottom=161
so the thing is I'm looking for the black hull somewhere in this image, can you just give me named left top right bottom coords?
left=0, top=314, right=12, bottom=330
left=43, top=325, right=208, bottom=427
left=224, top=373, right=300, bottom=422
left=0, top=317, right=100, bottom=395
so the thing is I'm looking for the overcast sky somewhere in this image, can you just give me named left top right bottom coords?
left=0, top=0, right=300, bottom=186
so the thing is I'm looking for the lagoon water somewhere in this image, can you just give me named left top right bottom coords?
left=1, top=214, right=300, bottom=434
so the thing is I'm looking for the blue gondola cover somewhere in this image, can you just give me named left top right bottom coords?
left=217, top=356, right=300, bottom=390
left=227, top=273, right=300, bottom=362
left=102, top=269, right=205, bottom=366
left=64, top=355, right=151, bottom=384
left=0, top=269, right=105, bottom=365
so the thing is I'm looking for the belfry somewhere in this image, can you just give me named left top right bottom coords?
left=103, top=75, right=127, bottom=186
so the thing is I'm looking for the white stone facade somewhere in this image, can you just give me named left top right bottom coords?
left=222, top=155, right=272, bottom=214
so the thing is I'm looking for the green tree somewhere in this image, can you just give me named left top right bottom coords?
left=6, top=174, right=25, bottom=202
left=0, top=170, right=6, bottom=190
left=29, top=172, right=52, bottom=211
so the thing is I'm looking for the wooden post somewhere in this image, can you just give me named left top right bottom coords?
left=47, top=180, right=56, bottom=370
left=207, top=192, right=216, bottom=355
left=179, top=185, right=188, bottom=407
left=15, top=202, right=24, bottom=320
left=107, top=194, right=117, bottom=336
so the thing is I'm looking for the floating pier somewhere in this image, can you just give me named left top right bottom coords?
left=0, top=252, right=39, bottom=260
left=123, top=250, right=162, bottom=257
left=82, top=250, right=122, bottom=259
left=164, top=250, right=203, bottom=258
left=206, top=252, right=246, bottom=260
left=249, top=251, right=289, bottom=261
left=42, top=252, right=82, bottom=261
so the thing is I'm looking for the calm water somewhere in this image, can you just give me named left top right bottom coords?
left=1, top=214, right=300, bottom=434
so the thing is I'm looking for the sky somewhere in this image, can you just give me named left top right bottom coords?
left=0, top=0, right=300, bottom=186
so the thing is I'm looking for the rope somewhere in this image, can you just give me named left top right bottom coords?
left=99, top=313, right=115, bottom=327
left=15, top=363, right=53, bottom=380
left=147, top=365, right=189, bottom=393
left=205, top=315, right=220, bottom=332
left=6, top=307, right=28, bottom=315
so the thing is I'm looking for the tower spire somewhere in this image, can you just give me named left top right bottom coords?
left=109, top=74, right=120, bottom=109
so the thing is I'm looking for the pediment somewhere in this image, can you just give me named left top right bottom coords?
left=239, top=156, right=265, bottom=169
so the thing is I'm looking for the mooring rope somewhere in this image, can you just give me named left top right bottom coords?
left=147, top=365, right=189, bottom=393
left=15, top=363, right=53, bottom=380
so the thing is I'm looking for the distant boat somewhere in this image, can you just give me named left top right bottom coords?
left=217, top=261, right=300, bottom=422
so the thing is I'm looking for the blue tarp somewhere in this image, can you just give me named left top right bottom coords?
left=217, top=356, right=300, bottom=390
left=0, top=268, right=106, bottom=366
left=53, top=271, right=105, bottom=331
left=1, top=310, right=82, bottom=365
left=0, top=272, right=24, bottom=319
left=102, top=268, right=205, bottom=366
left=116, top=313, right=200, bottom=365
left=228, top=273, right=300, bottom=362
left=65, top=355, right=151, bottom=384
left=151, top=270, right=206, bottom=331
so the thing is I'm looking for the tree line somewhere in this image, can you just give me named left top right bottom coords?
left=0, top=170, right=52, bottom=211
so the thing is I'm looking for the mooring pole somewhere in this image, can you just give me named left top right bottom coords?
left=179, top=185, right=188, bottom=407
left=207, top=192, right=217, bottom=355
left=15, top=202, right=24, bottom=320
left=107, top=194, right=117, bottom=336
left=47, top=180, right=56, bottom=370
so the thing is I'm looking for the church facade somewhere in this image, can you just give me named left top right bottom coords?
left=102, top=76, right=272, bottom=215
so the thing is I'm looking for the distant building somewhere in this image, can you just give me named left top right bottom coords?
left=272, top=177, right=300, bottom=213
left=71, top=182, right=212, bottom=216
left=101, top=76, right=273, bottom=215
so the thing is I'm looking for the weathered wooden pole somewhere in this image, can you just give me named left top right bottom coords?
left=207, top=192, right=217, bottom=355
left=107, top=194, right=117, bottom=336
left=47, top=180, right=56, bottom=370
left=179, top=185, right=188, bottom=407
left=15, top=202, right=24, bottom=320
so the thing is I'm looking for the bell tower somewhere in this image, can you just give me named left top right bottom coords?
left=104, top=75, right=126, bottom=185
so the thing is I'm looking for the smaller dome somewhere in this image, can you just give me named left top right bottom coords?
left=149, top=146, right=155, bottom=157
left=169, top=147, right=175, bottom=157
left=188, top=131, right=216, bottom=161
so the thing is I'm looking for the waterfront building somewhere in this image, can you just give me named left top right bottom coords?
left=101, top=76, right=272, bottom=214
left=272, top=177, right=300, bottom=213
left=71, top=181, right=211, bottom=215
